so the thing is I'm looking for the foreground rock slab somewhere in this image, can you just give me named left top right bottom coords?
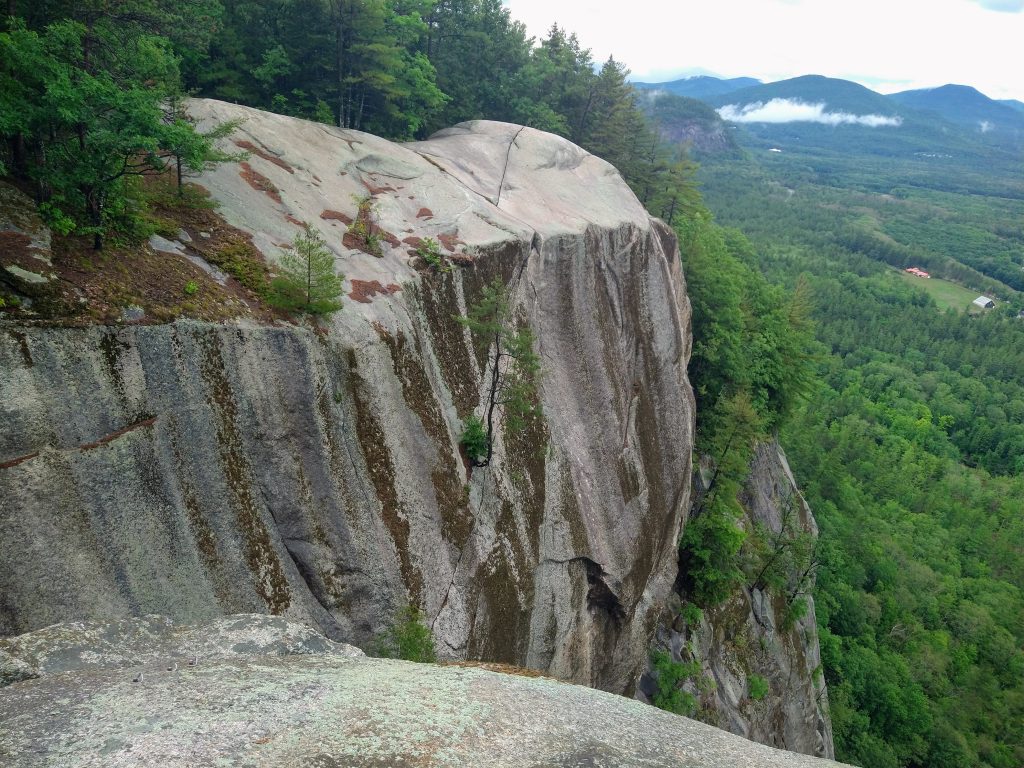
left=0, top=613, right=361, bottom=687
left=0, top=617, right=848, bottom=768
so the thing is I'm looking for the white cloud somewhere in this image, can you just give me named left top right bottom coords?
left=979, top=120, right=994, bottom=132
left=970, top=0, right=1024, bottom=12
left=718, top=99, right=903, bottom=127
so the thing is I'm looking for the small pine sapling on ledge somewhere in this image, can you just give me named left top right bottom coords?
left=268, top=224, right=344, bottom=314
left=460, top=415, right=489, bottom=464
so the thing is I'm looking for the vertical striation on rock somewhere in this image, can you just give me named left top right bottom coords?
left=0, top=101, right=694, bottom=694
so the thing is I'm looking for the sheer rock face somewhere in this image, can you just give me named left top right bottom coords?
left=0, top=615, right=851, bottom=768
left=640, top=442, right=835, bottom=759
left=657, top=120, right=735, bottom=154
left=0, top=101, right=694, bottom=694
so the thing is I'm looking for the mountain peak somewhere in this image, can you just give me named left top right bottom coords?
left=633, top=75, right=762, bottom=100
left=889, top=84, right=1024, bottom=132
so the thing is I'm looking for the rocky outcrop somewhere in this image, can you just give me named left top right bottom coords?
left=658, top=120, right=736, bottom=155
left=0, top=101, right=694, bottom=694
left=0, top=614, right=850, bottom=768
left=0, top=613, right=362, bottom=688
left=0, top=180, right=56, bottom=299
left=640, top=442, right=834, bottom=758
left=638, top=91, right=738, bottom=155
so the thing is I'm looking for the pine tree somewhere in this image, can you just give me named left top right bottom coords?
left=456, top=277, right=540, bottom=466
left=162, top=95, right=246, bottom=197
left=326, top=0, right=446, bottom=137
left=268, top=224, right=344, bottom=314
left=422, top=0, right=532, bottom=133
left=580, top=56, right=633, bottom=161
left=514, top=24, right=596, bottom=138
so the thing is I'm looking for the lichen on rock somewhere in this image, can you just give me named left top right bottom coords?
left=0, top=614, right=850, bottom=768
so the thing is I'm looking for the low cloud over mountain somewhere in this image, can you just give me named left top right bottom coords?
left=718, top=98, right=903, bottom=126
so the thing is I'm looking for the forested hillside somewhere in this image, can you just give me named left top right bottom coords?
left=2, top=3, right=1022, bottom=768
left=698, top=125, right=1024, bottom=768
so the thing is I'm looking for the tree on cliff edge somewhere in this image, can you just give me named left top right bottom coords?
left=457, top=277, right=540, bottom=466
left=1, top=0, right=224, bottom=248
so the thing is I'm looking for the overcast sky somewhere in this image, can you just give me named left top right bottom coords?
left=504, top=0, right=1024, bottom=101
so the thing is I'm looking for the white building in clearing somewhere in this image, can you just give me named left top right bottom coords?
left=973, top=296, right=996, bottom=309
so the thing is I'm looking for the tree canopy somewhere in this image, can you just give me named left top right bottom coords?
left=1, top=1, right=225, bottom=247
left=456, top=277, right=540, bottom=467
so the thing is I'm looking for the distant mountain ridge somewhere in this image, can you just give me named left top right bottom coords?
left=636, top=74, right=1024, bottom=132
left=706, top=75, right=903, bottom=116
left=634, top=73, right=1023, bottom=156
left=633, top=75, right=761, bottom=99
left=888, top=84, right=1024, bottom=134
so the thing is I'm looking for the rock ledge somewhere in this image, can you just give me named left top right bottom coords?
left=0, top=615, right=849, bottom=767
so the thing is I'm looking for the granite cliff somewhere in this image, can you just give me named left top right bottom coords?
left=0, top=102, right=834, bottom=759
left=640, top=442, right=834, bottom=759
left=1, top=100, right=693, bottom=694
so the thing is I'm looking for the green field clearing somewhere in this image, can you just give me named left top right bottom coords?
left=896, top=270, right=982, bottom=312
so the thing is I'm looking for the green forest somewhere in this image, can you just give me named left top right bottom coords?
left=698, top=131, right=1024, bottom=767
left=2, top=3, right=1022, bottom=768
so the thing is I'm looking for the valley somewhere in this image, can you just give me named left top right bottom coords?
left=646, top=72, right=1024, bottom=768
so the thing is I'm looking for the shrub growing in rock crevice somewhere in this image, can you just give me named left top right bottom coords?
left=748, top=674, right=769, bottom=701
left=370, top=606, right=436, bottom=663
left=650, top=650, right=699, bottom=716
